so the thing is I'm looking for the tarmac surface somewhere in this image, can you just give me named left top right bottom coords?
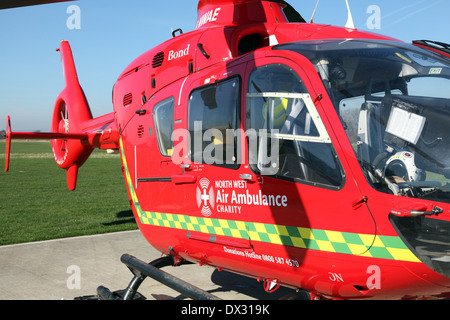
left=0, top=230, right=295, bottom=300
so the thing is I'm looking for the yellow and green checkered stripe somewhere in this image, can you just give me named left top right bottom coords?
left=119, top=139, right=420, bottom=263
left=135, top=208, right=419, bottom=263
left=139, top=210, right=250, bottom=240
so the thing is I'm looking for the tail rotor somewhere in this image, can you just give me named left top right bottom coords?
left=4, top=40, right=119, bottom=191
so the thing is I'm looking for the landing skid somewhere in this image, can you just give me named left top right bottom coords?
left=75, top=253, right=315, bottom=300
left=76, top=253, right=221, bottom=300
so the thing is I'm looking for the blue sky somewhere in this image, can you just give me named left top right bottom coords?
left=0, top=0, right=449, bottom=131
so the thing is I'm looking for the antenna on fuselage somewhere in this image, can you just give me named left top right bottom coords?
left=344, top=0, right=356, bottom=29
left=308, top=0, right=320, bottom=23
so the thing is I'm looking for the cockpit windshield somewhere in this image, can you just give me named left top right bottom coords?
left=275, top=39, right=450, bottom=204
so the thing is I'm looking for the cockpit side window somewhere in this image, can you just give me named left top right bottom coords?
left=277, top=39, right=450, bottom=203
left=246, top=64, right=344, bottom=188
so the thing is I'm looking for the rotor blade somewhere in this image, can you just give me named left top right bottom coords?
left=0, top=0, right=75, bottom=10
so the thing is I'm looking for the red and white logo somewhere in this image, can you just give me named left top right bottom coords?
left=196, top=178, right=215, bottom=217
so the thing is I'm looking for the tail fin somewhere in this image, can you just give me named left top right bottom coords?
left=51, top=40, right=94, bottom=190
left=4, top=41, right=119, bottom=190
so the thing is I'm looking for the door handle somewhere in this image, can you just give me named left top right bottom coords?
left=391, top=206, right=444, bottom=217
left=171, top=175, right=196, bottom=184
left=239, top=173, right=256, bottom=182
left=135, top=109, right=146, bottom=115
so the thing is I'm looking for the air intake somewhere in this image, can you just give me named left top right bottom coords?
left=152, top=51, right=164, bottom=68
left=123, top=93, right=133, bottom=106
left=137, top=125, right=145, bottom=138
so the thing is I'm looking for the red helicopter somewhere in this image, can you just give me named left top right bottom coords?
left=4, top=0, right=450, bottom=300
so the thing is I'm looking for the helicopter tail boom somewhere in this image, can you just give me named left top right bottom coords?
left=4, top=40, right=119, bottom=191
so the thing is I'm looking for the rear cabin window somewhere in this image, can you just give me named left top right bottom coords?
left=188, top=77, right=241, bottom=168
left=153, top=97, right=175, bottom=156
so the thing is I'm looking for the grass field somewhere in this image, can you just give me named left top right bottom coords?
left=0, top=140, right=138, bottom=246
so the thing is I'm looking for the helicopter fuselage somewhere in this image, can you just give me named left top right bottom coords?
left=111, top=1, right=450, bottom=299
left=5, top=0, right=450, bottom=300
